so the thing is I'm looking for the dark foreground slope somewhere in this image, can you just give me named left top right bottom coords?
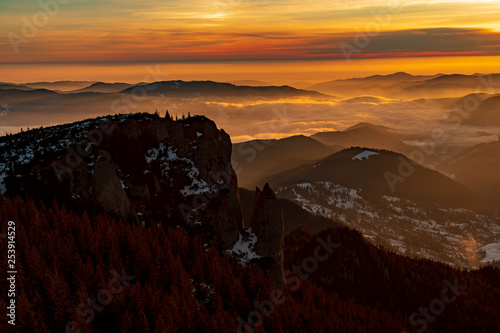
left=1, top=114, right=499, bottom=332
left=1, top=196, right=499, bottom=333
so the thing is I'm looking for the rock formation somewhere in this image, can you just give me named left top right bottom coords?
left=2, top=113, right=243, bottom=250
left=1, top=113, right=285, bottom=281
left=250, top=183, right=285, bottom=286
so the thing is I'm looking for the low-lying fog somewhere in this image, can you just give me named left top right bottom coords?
left=1, top=73, right=499, bottom=164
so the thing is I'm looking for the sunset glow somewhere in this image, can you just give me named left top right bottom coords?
left=1, top=0, right=500, bottom=75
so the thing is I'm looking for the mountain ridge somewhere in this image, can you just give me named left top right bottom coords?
left=0, top=112, right=286, bottom=284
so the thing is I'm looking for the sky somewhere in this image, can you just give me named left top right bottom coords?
left=1, top=0, right=500, bottom=82
left=1, top=0, right=500, bottom=62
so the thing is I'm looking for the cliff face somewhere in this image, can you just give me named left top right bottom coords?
left=249, top=184, right=285, bottom=286
left=1, top=113, right=285, bottom=281
left=2, top=113, right=242, bottom=250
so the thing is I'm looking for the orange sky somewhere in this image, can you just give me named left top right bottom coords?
left=1, top=0, right=500, bottom=80
left=2, top=56, right=500, bottom=85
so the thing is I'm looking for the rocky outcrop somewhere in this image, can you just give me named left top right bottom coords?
left=250, top=183, right=285, bottom=286
left=2, top=113, right=243, bottom=251
left=91, top=149, right=132, bottom=218
left=1, top=113, right=285, bottom=279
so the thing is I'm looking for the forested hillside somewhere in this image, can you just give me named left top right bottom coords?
left=1, top=195, right=499, bottom=332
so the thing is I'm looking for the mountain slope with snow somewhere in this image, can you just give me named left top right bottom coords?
left=277, top=181, right=500, bottom=267
left=251, top=147, right=500, bottom=267
left=261, top=147, right=483, bottom=211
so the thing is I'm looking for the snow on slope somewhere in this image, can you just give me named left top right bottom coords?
left=479, top=242, right=500, bottom=264
left=0, top=114, right=139, bottom=195
left=352, top=150, right=379, bottom=160
left=277, top=181, right=500, bottom=268
left=145, top=142, right=212, bottom=197
left=226, top=228, right=260, bottom=265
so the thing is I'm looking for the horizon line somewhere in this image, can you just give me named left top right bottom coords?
left=2, top=54, right=500, bottom=66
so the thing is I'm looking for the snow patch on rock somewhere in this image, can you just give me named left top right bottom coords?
left=0, top=168, right=6, bottom=194
left=352, top=150, right=379, bottom=160
left=145, top=142, right=212, bottom=197
left=226, top=228, right=260, bottom=265
left=479, top=242, right=500, bottom=264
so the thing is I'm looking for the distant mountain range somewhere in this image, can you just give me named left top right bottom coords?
left=462, top=94, right=500, bottom=126
left=5, top=72, right=500, bottom=99
left=233, top=122, right=415, bottom=189
left=309, top=72, right=500, bottom=99
left=0, top=83, right=34, bottom=91
left=229, top=80, right=270, bottom=86
left=3, top=74, right=500, bottom=136
left=233, top=135, right=337, bottom=188
left=232, top=126, right=500, bottom=267
left=73, top=82, right=134, bottom=93
left=22, top=81, right=96, bottom=91
left=438, top=139, right=500, bottom=207
left=121, top=80, right=327, bottom=100
left=263, top=147, right=482, bottom=209
left=1, top=80, right=326, bottom=99
left=0, top=80, right=330, bottom=130
left=309, top=72, right=434, bottom=97
left=311, top=122, right=414, bottom=155
left=0, top=88, right=59, bottom=103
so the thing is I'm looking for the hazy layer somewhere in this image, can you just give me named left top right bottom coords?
left=2, top=56, right=500, bottom=85
left=1, top=72, right=499, bottom=166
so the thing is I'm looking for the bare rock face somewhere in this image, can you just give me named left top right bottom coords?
left=91, top=149, right=131, bottom=218
left=1, top=113, right=287, bottom=276
left=250, top=183, right=285, bottom=286
left=3, top=114, right=243, bottom=251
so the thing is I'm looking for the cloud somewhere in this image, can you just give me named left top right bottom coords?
left=306, top=28, right=500, bottom=59
left=2, top=0, right=500, bottom=63
left=3, top=25, right=500, bottom=63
